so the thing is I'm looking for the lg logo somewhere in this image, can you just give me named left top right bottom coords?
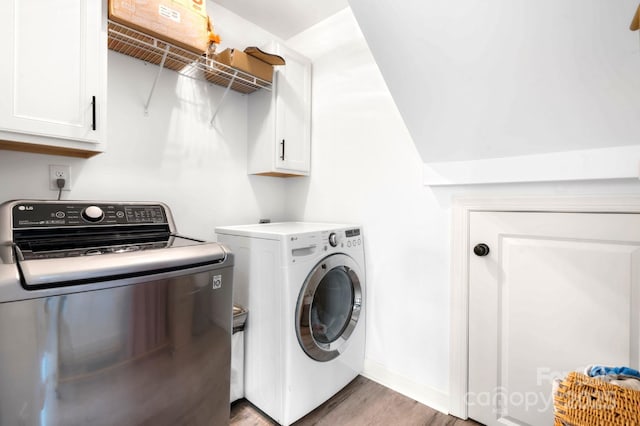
left=18, top=205, right=34, bottom=211
left=212, top=275, right=222, bottom=290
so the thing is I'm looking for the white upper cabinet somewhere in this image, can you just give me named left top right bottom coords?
left=0, top=0, right=107, bottom=157
left=248, top=42, right=311, bottom=177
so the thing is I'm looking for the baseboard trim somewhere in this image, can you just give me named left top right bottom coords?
left=362, top=358, right=449, bottom=415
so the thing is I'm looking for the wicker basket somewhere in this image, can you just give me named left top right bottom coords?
left=554, top=372, right=640, bottom=426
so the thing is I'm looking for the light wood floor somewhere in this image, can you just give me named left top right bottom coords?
left=230, top=376, right=482, bottom=425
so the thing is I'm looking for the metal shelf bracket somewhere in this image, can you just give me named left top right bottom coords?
left=144, top=45, right=170, bottom=114
left=210, top=71, right=238, bottom=125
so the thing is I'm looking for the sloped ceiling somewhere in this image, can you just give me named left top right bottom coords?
left=213, top=0, right=349, bottom=39
left=347, top=0, right=640, bottom=162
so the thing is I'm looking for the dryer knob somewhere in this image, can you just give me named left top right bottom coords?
left=328, top=232, right=338, bottom=247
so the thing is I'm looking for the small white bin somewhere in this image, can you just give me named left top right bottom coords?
left=230, top=304, right=247, bottom=403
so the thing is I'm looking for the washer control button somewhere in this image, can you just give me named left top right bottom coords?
left=55, top=211, right=65, bottom=219
left=328, top=232, right=338, bottom=247
left=82, top=206, right=104, bottom=223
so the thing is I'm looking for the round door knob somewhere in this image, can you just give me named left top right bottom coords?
left=328, top=232, right=338, bottom=247
left=82, top=205, right=104, bottom=223
left=473, top=243, right=490, bottom=257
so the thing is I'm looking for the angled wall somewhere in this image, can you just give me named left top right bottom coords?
left=347, top=0, right=640, bottom=163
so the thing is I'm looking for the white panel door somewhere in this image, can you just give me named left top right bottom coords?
left=468, top=211, right=640, bottom=426
left=0, top=0, right=103, bottom=144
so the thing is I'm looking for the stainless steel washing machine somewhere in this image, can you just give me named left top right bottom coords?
left=0, top=200, right=234, bottom=425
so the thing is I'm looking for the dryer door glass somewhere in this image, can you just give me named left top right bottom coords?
left=296, top=253, right=363, bottom=362
left=311, top=268, right=353, bottom=344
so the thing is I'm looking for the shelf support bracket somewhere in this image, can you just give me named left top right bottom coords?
left=144, top=45, right=170, bottom=114
left=210, top=71, right=238, bottom=126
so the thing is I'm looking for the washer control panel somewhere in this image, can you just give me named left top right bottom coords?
left=12, top=202, right=168, bottom=228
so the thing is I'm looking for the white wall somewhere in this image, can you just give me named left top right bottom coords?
left=347, top=0, right=640, bottom=163
left=0, top=2, right=287, bottom=241
left=285, top=9, right=452, bottom=408
left=286, top=8, right=640, bottom=413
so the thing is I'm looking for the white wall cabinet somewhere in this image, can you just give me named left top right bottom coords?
left=248, top=42, right=311, bottom=177
left=0, top=0, right=107, bottom=158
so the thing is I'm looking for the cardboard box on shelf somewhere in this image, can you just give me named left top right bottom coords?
left=109, top=0, right=209, bottom=54
left=174, top=0, right=207, bottom=18
left=214, top=48, right=285, bottom=83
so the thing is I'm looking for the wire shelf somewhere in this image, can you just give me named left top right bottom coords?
left=107, top=20, right=272, bottom=94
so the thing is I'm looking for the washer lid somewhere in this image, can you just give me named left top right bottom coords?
left=16, top=238, right=227, bottom=289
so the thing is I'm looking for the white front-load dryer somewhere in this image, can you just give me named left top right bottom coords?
left=215, top=222, right=366, bottom=425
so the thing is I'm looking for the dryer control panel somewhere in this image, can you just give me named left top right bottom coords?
left=322, top=228, right=362, bottom=250
left=286, top=228, right=363, bottom=264
left=343, top=228, right=362, bottom=248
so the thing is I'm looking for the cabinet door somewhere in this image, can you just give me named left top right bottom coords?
left=274, top=46, right=311, bottom=174
left=468, top=211, right=640, bottom=426
left=0, top=0, right=104, bottom=147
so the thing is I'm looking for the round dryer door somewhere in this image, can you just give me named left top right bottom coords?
left=295, top=253, right=363, bottom=362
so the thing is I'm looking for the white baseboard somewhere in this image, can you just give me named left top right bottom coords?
left=362, top=358, right=449, bottom=415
